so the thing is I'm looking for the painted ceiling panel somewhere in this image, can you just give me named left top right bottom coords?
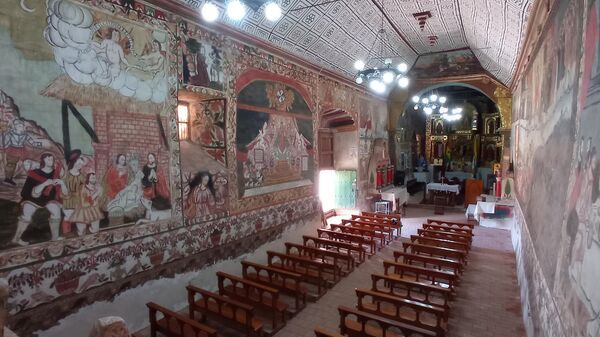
left=176, top=0, right=533, bottom=85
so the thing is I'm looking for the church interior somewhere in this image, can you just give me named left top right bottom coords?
left=0, top=0, right=597, bottom=336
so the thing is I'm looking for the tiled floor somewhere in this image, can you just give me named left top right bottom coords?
left=274, top=208, right=526, bottom=337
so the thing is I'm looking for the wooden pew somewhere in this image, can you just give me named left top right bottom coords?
left=330, top=224, right=386, bottom=249
left=350, top=215, right=402, bottom=238
left=402, top=242, right=467, bottom=265
left=303, top=235, right=366, bottom=264
left=241, top=260, right=307, bottom=311
left=314, top=327, right=345, bottom=337
left=355, top=289, right=448, bottom=336
left=371, top=274, right=451, bottom=310
left=422, top=223, right=474, bottom=237
left=341, top=219, right=395, bottom=242
left=186, top=286, right=263, bottom=337
left=317, top=228, right=376, bottom=255
left=147, top=302, right=218, bottom=337
left=410, top=235, right=470, bottom=252
left=217, top=272, right=287, bottom=330
left=417, top=228, right=472, bottom=245
left=338, top=305, right=436, bottom=337
left=285, top=242, right=353, bottom=275
left=394, top=251, right=462, bottom=275
left=267, top=251, right=333, bottom=297
left=382, top=260, right=457, bottom=291
left=361, top=211, right=401, bottom=224
left=427, top=218, right=474, bottom=229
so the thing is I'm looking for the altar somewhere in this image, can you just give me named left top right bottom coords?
left=466, top=197, right=514, bottom=230
left=426, top=183, right=460, bottom=194
left=380, top=186, right=409, bottom=214
left=444, top=171, right=474, bottom=182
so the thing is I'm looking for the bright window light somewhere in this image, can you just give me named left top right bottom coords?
left=319, top=170, right=336, bottom=212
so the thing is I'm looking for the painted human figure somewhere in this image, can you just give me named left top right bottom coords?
left=2, top=119, right=43, bottom=186
left=106, top=158, right=144, bottom=213
left=208, top=46, right=222, bottom=84
left=140, top=39, right=165, bottom=77
left=12, top=153, right=68, bottom=245
left=70, top=173, right=104, bottom=236
left=141, top=153, right=170, bottom=210
left=62, top=150, right=86, bottom=235
left=104, top=154, right=129, bottom=200
left=93, top=29, right=129, bottom=82
left=186, top=172, right=215, bottom=217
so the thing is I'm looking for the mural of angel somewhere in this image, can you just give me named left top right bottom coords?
left=44, top=0, right=168, bottom=103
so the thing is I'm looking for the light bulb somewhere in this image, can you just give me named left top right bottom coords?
left=412, top=95, right=420, bottom=103
left=430, top=94, right=438, bottom=102
left=440, top=107, right=448, bottom=113
left=201, top=2, right=220, bottom=22
left=354, top=60, right=365, bottom=71
left=456, top=107, right=463, bottom=113
left=414, top=104, right=419, bottom=110
left=369, top=80, right=386, bottom=94
left=439, top=96, right=447, bottom=103
left=424, top=107, right=433, bottom=115
left=397, top=63, right=408, bottom=73
left=397, top=76, right=409, bottom=88
left=422, top=98, right=429, bottom=104
left=355, top=76, right=363, bottom=84
left=227, top=0, right=246, bottom=20
left=382, top=71, right=394, bottom=84
left=264, top=2, right=282, bottom=21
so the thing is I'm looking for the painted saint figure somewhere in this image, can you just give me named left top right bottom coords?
left=141, top=153, right=170, bottom=210
left=2, top=119, right=43, bottom=186
left=187, top=172, right=215, bottom=217
left=92, top=29, right=129, bottom=82
left=12, top=153, right=68, bottom=245
left=104, top=154, right=129, bottom=200
left=70, top=173, right=104, bottom=236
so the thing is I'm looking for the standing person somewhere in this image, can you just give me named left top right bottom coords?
left=70, top=173, right=104, bottom=236
left=186, top=172, right=215, bottom=217
left=62, top=150, right=86, bottom=235
left=12, top=153, right=68, bottom=245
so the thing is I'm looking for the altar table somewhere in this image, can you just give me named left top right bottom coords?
left=426, top=183, right=460, bottom=195
left=380, top=186, right=410, bottom=213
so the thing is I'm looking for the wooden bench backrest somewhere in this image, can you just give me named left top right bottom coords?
left=355, top=288, right=446, bottom=334
left=423, top=223, right=473, bottom=236
left=351, top=214, right=395, bottom=225
left=285, top=242, right=353, bottom=270
left=427, top=219, right=474, bottom=229
left=217, top=271, right=279, bottom=308
left=338, top=305, right=435, bottom=337
left=371, top=273, right=450, bottom=309
left=410, top=235, right=469, bottom=251
left=317, top=228, right=376, bottom=253
left=418, top=228, right=472, bottom=244
left=186, top=286, right=256, bottom=332
left=383, top=260, right=456, bottom=290
left=303, top=235, right=366, bottom=262
left=402, top=242, right=466, bottom=263
left=393, top=251, right=462, bottom=275
left=267, top=250, right=330, bottom=274
left=330, top=224, right=385, bottom=241
left=361, top=211, right=401, bottom=223
left=147, top=302, right=218, bottom=337
left=242, top=260, right=303, bottom=285
left=342, top=219, right=395, bottom=232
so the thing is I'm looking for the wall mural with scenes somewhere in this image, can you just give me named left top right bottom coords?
left=0, top=0, right=387, bottom=325
left=236, top=80, right=314, bottom=198
left=512, top=0, right=600, bottom=335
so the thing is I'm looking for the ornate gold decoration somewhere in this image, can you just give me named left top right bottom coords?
left=494, top=86, right=512, bottom=129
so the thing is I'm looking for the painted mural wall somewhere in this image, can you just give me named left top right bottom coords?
left=0, top=0, right=387, bottom=333
left=512, top=0, right=600, bottom=335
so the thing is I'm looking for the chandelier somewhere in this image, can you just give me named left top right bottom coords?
left=411, top=92, right=463, bottom=121
left=353, top=1, right=410, bottom=94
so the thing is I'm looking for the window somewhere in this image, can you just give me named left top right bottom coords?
left=177, top=103, right=189, bottom=140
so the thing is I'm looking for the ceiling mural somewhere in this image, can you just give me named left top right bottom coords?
left=177, top=0, right=533, bottom=85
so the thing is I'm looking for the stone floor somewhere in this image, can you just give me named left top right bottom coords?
left=274, top=208, right=526, bottom=337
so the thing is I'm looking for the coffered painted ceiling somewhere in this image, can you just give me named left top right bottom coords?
left=177, top=0, right=534, bottom=85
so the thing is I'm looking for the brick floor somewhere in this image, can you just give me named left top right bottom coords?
left=274, top=208, right=526, bottom=337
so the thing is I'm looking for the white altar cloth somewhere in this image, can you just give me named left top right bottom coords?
left=426, top=183, right=460, bottom=195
